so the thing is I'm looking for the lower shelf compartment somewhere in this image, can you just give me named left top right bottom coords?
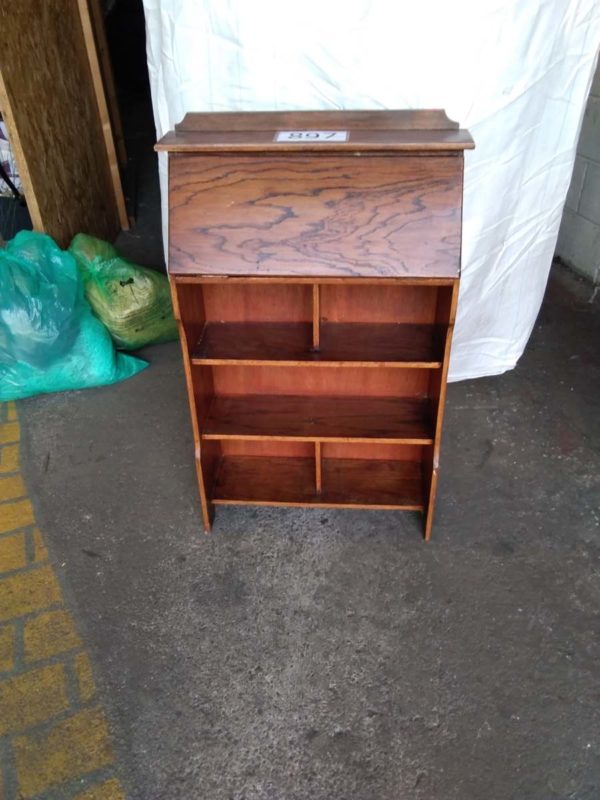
left=212, top=456, right=424, bottom=510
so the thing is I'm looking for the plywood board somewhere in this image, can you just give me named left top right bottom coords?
left=0, top=0, right=127, bottom=246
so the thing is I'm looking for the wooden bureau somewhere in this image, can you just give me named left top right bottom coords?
left=156, top=110, right=474, bottom=539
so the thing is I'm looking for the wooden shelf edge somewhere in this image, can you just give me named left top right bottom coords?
left=173, top=276, right=458, bottom=286
left=192, top=358, right=442, bottom=369
left=212, top=498, right=424, bottom=511
left=203, top=433, right=433, bottom=445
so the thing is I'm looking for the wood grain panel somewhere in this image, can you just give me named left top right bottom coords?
left=202, top=395, right=433, bottom=444
left=213, top=457, right=316, bottom=505
left=158, top=130, right=473, bottom=153
left=322, top=443, right=423, bottom=462
left=166, top=110, right=470, bottom=536
left=168, top=155, right=462, bottom=278
left=209, top=364, right=430, bottom=398
left=212, top=456, right=423, bottom=510
left=220, top=440, right=314, bottom=457
left=322, top=458, right=422, bottom=508
left=192, top=322, right=443, bottom=367
left=320, top=283, right=438, bottom=323
left=174, top=109, right=461, bottom=132
left=0, top=0, right=126, bottom=246
left=201, top=283, right=311, bottom=322
left=159, top=110, right=474, bottom=154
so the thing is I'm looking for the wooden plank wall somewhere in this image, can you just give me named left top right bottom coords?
left=0, top=0, right=128, bottom=247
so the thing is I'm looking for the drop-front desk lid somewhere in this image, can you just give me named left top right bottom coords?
left=156, top=109, right=474, bottom=153
left=158, top=110, right=473, bottom=279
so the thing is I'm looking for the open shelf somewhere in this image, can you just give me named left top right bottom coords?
left=201, top=395, right=433, bottom=444
left=212, top=456, right=424, bottom=510
left=191, top=322, right=444, bottom=368
left=171, top=271, right=459, bottom=537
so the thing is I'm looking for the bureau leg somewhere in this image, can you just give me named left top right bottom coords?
left=423, top=466, right=438, bottom=541
left=194, top=446, right=217, bottom=534
left=201, top=500, right=215, bottom=534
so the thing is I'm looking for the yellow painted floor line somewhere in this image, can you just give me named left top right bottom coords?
left=0, top=401, right=127, bottom=800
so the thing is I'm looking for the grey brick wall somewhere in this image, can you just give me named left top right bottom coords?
left=556, top=58, right=600, bottom=283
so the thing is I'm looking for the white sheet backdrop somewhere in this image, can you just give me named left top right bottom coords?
left=142, top=0, right=600, bottom=380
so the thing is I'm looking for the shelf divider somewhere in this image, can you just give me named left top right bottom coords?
left=315, top=441, right=322, bottom=493
left=312, top=284, right=320, bottom=350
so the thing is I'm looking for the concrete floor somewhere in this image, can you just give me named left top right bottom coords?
left=15, top=264, right=600, bottom=799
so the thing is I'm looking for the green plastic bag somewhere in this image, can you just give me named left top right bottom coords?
left=69, top=234, right=178, bottom=350
left=0, top=231, right=147, bottom=401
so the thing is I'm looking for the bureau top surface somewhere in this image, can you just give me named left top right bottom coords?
left=156, top=109, right=474, bottom=153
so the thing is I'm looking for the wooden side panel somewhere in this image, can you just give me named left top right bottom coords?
left=202, top=395, right=433, bottom=444
left=423, top=281, right=460, bottom=540
left=168, top=155, right=463, bottom=278
left=171, top=281, right=216, bottom=530
left=0, top=0, right=126, bottom=246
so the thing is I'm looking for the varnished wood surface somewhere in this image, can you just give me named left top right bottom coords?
left=319, top=283, right=439, bottom=323
left=219, top=440, right=314, bottom=458
left=322, top=458, right=422, bottom=507
left=201, top=282, right=312, bottom=322
left=315, top=442, right=322, bottom=493
left=165, top=111, right=469, bottom=536
left=157, top=129, right=473, bottom=153
left=169, top=155, right=462, bottom=278
left=176, top=276, right=456, bottom=286
left=208, top=363, right=430, bottom=400
left=196, top=280, right=445, bottom=323
left=192, top=322, right=444, bottom=367
left=321, top=442, right=423, bottom=462
left=169, top=277, right=214, bottom=530
left=424, top=281, right=460, bottom=540
left=212, top=456, right=423, bottom=510
left=158, top=109, right=474, bottom=152
left=202, top=394, right=433, bottom=444
left=174, top=109, right=461, bottom=131
left=214, top=456, right=423, bottom=511
left=218, top=438, right=422, bottom=463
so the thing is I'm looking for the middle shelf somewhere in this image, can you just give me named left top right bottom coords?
left=191, top=322, right=444, bottom=368
left=201, top=394, right=434, bottom=444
